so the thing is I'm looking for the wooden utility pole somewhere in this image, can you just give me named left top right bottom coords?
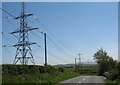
left=44, top=33, right=47, bottom=66
left=78, top=53, right=81, bottom=67
left=75, top=58, right=76, bottom=68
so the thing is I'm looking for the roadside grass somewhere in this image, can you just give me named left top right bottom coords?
left=2, top=64, right=99, bottom=85
left=2, top=67, right=80, bottom=84
left=105, top=79, right=119, bottom=85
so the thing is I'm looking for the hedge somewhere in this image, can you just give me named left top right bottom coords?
left=2, top=64, right=60, bottom=74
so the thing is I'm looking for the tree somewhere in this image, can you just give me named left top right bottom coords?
left=93, top=48, right=116, bottom=75
left=93, top=48, right=109, bottom=63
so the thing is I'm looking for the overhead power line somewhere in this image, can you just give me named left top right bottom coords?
left=34, top=17, right=75, bottom=62
left=4, top=16, right=16, bottom=27
left=2, top=3, right=39, bottom=65
left=0, top=8, right=16, bottom=18
left=47, top=35, right=74, bottom=60
left=49, top=51, right=72, bottom=64
left=37, top=28, right=74, bottom=63
left=33, top=16, right=75, bottom=54
left=2, top=3, right=75, bottom=65
left=36, top=43, right=71, bottom=64
left=3, top=47, right=11, bottom=54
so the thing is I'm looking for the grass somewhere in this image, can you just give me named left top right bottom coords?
left=2, top=67, right=80, bottom=84
left=2, top=65, right=99, bottom=85
left=75, top=65, right=99, bottom=75
left=105, top=79, right=120, bottom=85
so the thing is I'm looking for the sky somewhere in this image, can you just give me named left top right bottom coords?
left=1, top=0, right=119, bottom=2
left=2, top=2, right=118, bottom=65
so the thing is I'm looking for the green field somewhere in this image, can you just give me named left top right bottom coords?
left=75, top=64, right=99, bottom=75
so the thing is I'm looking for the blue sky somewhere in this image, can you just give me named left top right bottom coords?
left=2, top=2, right=118, bottom=65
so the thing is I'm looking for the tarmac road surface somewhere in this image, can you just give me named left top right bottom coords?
left=56, top=76, right=105, bottom=85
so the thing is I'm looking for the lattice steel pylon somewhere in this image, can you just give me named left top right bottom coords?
left=11, top=2, right=38, bottom=65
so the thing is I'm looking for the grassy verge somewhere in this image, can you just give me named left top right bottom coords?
left=2, top=64, right=99, bottom=85
left=2, top=68, right=80, bottom=85
left=105, top=79, right=119, bottom=85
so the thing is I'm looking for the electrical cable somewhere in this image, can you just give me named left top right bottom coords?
left=33, top=16, right=75, bottom=56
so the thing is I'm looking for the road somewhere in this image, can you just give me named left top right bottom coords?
left=56, top=76, right=105, bottom=85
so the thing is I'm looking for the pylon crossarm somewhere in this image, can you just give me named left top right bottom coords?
left=11, top=28, right=38, bottom=34
left=13, top=42, right=36, bottom=47
left=15, top=13, right=33, bottom=19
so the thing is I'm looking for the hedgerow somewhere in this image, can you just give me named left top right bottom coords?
left=2, top=64, right=60, bottom=74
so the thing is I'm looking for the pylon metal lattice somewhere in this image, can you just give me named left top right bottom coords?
left=11, top=2, right=38, bottom=65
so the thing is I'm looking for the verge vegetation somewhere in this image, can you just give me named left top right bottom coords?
left=2, top=64, right=80, bottom=85
left=93, top=48, right=119, bottom=85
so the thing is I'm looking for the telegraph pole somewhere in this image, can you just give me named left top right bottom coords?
left=44, top=33, right=47, bottom=66
left=78, top=53, right=82, bottom=67
left=75, top=58, right=76, bottom=68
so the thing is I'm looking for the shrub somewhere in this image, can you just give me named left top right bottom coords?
left=2, top=64, right=58, bottom=74
left=107, top=69, right=118, bottom=81
left=58, top=67, right=64, bottom=72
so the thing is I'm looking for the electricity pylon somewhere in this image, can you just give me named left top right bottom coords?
left=11, top=2, right=38, bottom=65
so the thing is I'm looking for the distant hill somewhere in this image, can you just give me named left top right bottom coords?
left=53, top=62, right=97, bottom=67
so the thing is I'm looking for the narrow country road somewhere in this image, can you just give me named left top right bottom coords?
left=56, top=76, right=105, bottom=85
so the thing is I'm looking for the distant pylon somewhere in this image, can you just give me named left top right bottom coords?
left=11, top=2, right=38, bottom=65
